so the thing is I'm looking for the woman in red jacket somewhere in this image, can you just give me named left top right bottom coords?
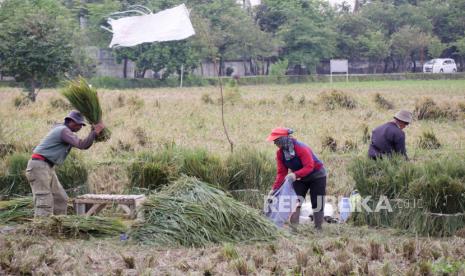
left=267, top=127, right=327, bottom=229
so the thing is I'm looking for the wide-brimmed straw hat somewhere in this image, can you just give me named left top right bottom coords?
left=394, top=110, right=413, bottom=124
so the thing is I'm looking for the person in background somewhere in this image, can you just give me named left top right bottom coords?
left=267, top=127, right=327, bottom=230
left=25, top=110, right=105, bottom=217
left=368, top=110, right=412, bottom=160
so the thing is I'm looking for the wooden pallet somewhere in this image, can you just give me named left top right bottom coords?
left=74, top=194, right=146, bottom=220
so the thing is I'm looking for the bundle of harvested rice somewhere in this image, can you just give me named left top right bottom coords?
left=30, top=215, right=127, bottom=238
left=62, top=77, right=111, bottom=142
left=0, top=197, right=33, bottom=224
left=131, top=176, right=278, bottom=247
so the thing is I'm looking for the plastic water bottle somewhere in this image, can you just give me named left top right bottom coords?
left=339, top=197, right=351, bottom=223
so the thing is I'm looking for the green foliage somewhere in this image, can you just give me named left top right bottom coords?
left=318, top=90, right=357, bottom=110
left=0, top=151, right=88, bottom=197
left=269, top=59, right=289, bottom=76
left=0, top=153, right=30, bottom=196
left=130, top=176, right=278, bottom=247
left=225, top=147, right=275, bottom=192
left=407, top=157, right=465, bottom=213
left=179, top=148, right=227, bottom=189
left=89, top=76, right=210, bottom=89
left=0, top=0, right=74, bottom=101
left=349, top=156, right=416, bottom=199
left=350, top=154, right=465, bottom=236
left=127, top=150, right=179, bottom=192
left=56, top=152, right=88, bottom=196
left=126, top=146, right=274, bottom=205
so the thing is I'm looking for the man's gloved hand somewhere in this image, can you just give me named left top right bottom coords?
left=285, top=172, right=296, bottom=182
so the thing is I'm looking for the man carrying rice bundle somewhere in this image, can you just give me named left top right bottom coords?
left=368, top=110, right=412, bottom=160
left=266, top=127, right=327, bottom=230
left=25, top=111, right=105, bottom=217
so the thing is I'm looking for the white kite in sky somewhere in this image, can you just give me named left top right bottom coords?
left=107, top=4, right=195, bottom=48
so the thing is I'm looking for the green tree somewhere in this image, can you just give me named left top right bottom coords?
left=391, top=25, right=437, bottom=72
left=358, top=31, right=391, bottom=73
left=259, top=0, right=337, bottom=73
left=0, top=0, right=74, bottom=101
left=453, top=37, right=465, bottom=71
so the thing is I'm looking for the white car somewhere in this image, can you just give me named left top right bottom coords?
left=423, top=58, right=457, bottom=73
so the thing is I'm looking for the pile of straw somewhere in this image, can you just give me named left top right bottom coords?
left=0, top=197, right=33, bottom=224
left=62, top=77, right=111, bottom=142
left=131, top=176, right=278, bottom=247
left=30, top=215, right=127, bottom=238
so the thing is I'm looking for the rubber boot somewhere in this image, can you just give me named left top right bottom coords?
left=313, top=210, right=324, bottom=230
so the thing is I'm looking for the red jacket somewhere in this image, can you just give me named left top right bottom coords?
left=272, top=141, right=323, bottom=190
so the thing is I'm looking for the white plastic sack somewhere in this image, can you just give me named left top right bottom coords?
left=108, top=4, right=195, bottom=48
left=299, top=202, right=335, bottom=223
left=264, top=179, right=299, bottom=228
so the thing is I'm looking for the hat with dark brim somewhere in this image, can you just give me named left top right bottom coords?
left=65, top=110, right=86, bottom=126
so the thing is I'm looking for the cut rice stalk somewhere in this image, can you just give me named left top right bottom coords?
left=30, top=215, right=127, bottom=238
left=62, top=77, right=111, bottom=142
left=0, top=197, right=33, bottom=224
left=131, top=176, right=278, bottom=247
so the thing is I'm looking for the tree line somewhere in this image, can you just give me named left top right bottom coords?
left=0, top=0, right=464, bottom=99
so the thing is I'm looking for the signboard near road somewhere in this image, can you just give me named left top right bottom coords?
left=330, top=59, right=349, bottom=82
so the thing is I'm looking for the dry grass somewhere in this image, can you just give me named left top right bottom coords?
left=2, top=80, right=465, bottom=273
left=1, top=223, right=465, bottom=274
left=2, top=80, right=465, bottom=195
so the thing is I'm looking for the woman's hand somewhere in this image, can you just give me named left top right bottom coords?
left=285, top=172, right=296, bottom=182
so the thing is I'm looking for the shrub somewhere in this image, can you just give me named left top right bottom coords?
left=13, top=96, right=30, bottom=108
left=350, top=155, right=465, bottom=236
left=0, top=144, right=15, bottom=159
left=0, top=153, right=29, bottom=196
left=318, top=90, right=357, bottom=110
left=418, top=130, right=441, bottom=149
left=348, top=156, right=416, bottom=199
left=225, top=147, right=275, bottom=193
left=178, top=148, right=227, bottom=189
left=49, top=97, right=72, bottom=110
left=56, top=152, right=88, bottom=196
left=342, top=139, right=357, bottom=152
left=373, top=93, right=394, bottom=110
left=322, top=136, right=338, bottom=152
left=133, top=127, right=149, bottom=147
left=127, top=150, right=179, bottom=191
left=407, top=157, right=465, bottom=214
left=414, top=97, right=458, bottom=120
left=201, top=93, right=214, bottom=104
